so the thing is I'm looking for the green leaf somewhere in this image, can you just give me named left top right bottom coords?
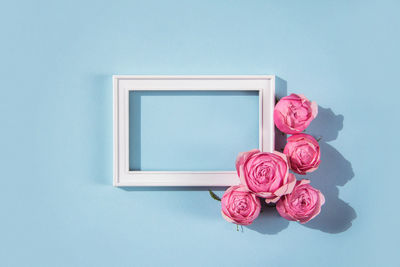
left=208, top=190, right=221, bottom=201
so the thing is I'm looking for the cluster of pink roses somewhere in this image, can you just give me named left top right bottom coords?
left=221, top=94, right=325, bottom=226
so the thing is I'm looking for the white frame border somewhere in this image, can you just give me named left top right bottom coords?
left=113, top=75, right=276, bottom=186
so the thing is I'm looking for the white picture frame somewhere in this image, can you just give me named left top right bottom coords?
left=113, top=75, right=276, bottom=187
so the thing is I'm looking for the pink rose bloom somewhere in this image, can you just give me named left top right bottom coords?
left=221, top=185, right=261, bottom=225
left=236, top=149, right=296, bottom=203
left=276, top=180, right=325, bottom=224
left=274, top=94, right=318, bottom=134
left=284, top=133, right=321, bottom=175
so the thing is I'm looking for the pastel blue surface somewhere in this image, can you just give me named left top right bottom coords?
left=129, top=91, right=259, bottom=171
left=0, top=0, right=398, bottom=266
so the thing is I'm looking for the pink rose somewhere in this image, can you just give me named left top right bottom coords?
left=236, top=149, right=296, bottom=203
left=221, top=185, right=261, bottom=225
left=274, top=94, right=318, bottom=134
left=284, top=133, right=321, bottom=175
left=276, top=180, right=325, bottom=224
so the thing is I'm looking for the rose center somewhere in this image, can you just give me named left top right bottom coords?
left=233, top=197, right=250, bottom=214
left=256, top=166, right=274, bottom=183
left=299, top=194, right=311, bottom=207
left=299, top=150, right=312, bottom=163
left=289, top=105, right=309, bottom=123
left=237, top=200, right=248, bottom=211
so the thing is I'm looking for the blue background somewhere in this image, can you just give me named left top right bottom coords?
left=0, top=0, right=398, bottom=266
left=129, top=91, right=259, bottom=171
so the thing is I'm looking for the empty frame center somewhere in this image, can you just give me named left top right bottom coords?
left=129, top=90, right=259, bottom=171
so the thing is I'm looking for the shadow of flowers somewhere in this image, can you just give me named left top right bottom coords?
left=247, top=203, right=289, bottom=234
left=248, top=105, right=356, bottom=234
left=304, top=106, right=356, bottom=233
